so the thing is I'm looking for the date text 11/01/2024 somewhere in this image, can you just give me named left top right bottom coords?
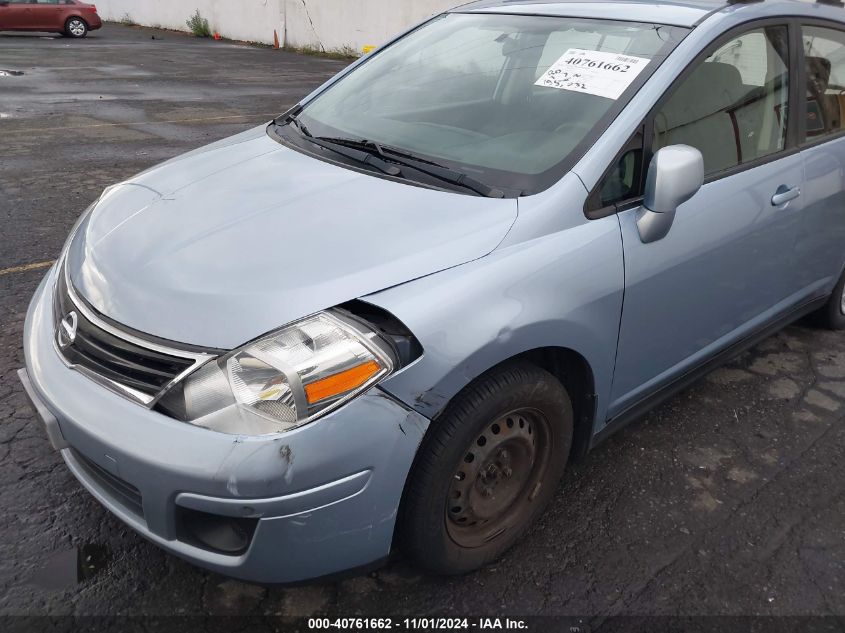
left=307, top=618, right=530, bottom=630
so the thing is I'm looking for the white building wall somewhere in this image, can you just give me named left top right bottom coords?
left=94, top=0, right=459, bottom=52
left=281, top=0, right=458, bottom=51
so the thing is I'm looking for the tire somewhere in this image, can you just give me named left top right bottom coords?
left=399, top=362, right=573, bottom=575
left=814, top=267, right=845, bottom=330
left=65, top=17, right=88, bottom=38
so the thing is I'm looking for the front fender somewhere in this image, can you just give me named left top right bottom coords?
left=367, top=214, right=624, bottom=435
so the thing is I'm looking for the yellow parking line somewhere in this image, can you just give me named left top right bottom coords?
left=0, top=260, right=55, bottom=277
left=3, top=113, right=280, bottom=135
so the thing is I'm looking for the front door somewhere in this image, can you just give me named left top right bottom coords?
left=609, top=23, right=808, bottom=417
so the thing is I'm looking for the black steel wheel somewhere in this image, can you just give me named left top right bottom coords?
left=813, top=267, right=845, bottom=330
left=399, top=362, right=573, bottom=575
left=446, top=408, right=551, bottom=548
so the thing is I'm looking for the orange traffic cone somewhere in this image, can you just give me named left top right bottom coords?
left=273, top=29, right=280, bottom=50
left=213, top=31, right=221, bottom=40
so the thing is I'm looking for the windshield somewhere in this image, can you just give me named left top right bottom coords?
left=294, top=13, right=686, bottom=195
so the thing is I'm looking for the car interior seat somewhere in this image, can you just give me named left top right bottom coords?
left=806, top=55, right=841, bottom=135
left=654, top=61, right=746, bottom=174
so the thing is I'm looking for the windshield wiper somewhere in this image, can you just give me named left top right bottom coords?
left=319, top=137, right=505, bottom=198
left=278, top=115, right=504, bottom=197
left=284, top=118, right=401, bottom=177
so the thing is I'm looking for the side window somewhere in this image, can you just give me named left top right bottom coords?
left=802, top=26, right=845, bottom=140
left=653, top=26, right=790, bottom=177
left=589, top=128, right=644, bottom=211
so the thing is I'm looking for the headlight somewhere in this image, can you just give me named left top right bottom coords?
left=158, top=311, right=395, bottom=435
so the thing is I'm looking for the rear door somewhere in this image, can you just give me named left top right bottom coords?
left=605, top=22, right=809, bottom=417
left=30, top=0, right=63, bottom=30
left=0, top=0, right=33, bottom=29
left=795, top=23, right=845, bottom=297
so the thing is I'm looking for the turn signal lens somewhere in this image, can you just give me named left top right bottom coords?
left=305, top=360, right=381, bottom=404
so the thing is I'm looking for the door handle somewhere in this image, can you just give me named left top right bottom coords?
left=771, top=185, right=800, bottom=206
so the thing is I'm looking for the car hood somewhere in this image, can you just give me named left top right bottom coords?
left=66, top=126, right=518, bottom=349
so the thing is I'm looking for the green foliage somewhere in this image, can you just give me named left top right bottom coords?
left=186, top=9, right=211, bottom=38
left=283, top=44, right=359, bottom=60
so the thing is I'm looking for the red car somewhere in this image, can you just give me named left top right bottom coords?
left=0, top=0, right=102, bottom=38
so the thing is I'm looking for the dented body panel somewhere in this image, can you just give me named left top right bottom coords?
left=24, top=270, right=429, bottom=583
left=372, top=173, right=624, bottom=430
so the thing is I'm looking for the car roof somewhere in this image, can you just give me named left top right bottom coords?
left=453, top=0, right=845, bottom=28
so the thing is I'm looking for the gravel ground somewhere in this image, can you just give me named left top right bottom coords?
left=1, top=22, right=844, bottom=626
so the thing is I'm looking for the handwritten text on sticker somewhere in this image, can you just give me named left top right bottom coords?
left=535, top=48, right=651, bottom=100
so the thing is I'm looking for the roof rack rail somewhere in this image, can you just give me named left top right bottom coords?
left=726, top=0, right=845, bottom=5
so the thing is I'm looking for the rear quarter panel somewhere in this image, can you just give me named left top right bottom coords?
left=64, top=4, right=101, bottom=30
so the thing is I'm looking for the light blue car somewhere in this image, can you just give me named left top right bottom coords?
left=19, top=0, right=845, bottom=583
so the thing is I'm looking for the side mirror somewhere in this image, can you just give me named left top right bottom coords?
left=636, top=145, right=703, bottom=243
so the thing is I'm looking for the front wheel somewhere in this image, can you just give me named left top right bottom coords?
left=399, top=362, right=573, bottom=574
left=65, top=17, right=88, bottom=38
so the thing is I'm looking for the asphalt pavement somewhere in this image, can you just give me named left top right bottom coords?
left=1, top=22, right=844, bottom=625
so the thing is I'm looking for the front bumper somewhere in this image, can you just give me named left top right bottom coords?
left=21, top=269, right=430, bottom=583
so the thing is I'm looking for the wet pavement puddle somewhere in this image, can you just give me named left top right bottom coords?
left=30, top=544, right=110, bottom=590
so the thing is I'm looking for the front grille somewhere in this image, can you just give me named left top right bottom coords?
left=53, top=264, right=209, bottom=406
left=71, top=449, right=144, bottom=519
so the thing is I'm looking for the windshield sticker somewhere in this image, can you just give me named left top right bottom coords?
left=535, top=48, right=651, bottom=100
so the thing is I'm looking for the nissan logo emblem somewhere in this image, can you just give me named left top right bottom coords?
left=58, top=311, right=78, bottom=350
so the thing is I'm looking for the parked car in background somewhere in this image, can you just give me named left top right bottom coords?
left=18, top=0, right=845, bottom=583
left=0, top=0, right=101, bottom=38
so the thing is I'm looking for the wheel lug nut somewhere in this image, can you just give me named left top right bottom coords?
left=503, top=468, right=513, bottom=478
